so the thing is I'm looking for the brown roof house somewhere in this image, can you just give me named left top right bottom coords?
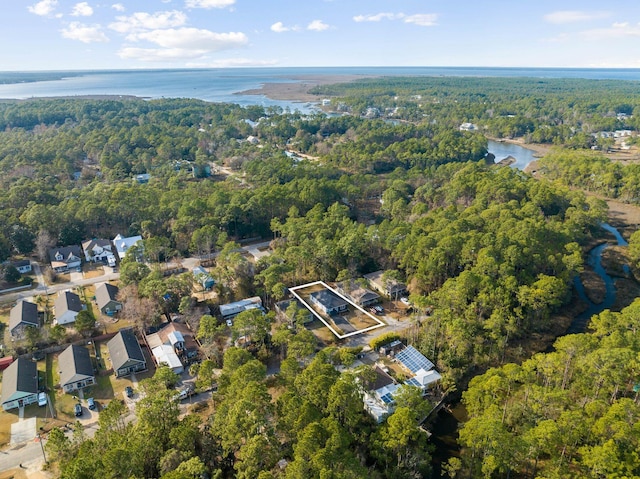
left=59, top=345, right=96, bottom=393
left=363, top=271, right=408, bottom=299
left=1, top=358, right=38, bottom=411
left=9, top=300, right=40, bottom=338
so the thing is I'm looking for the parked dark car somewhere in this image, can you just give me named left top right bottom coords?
left=124, top=386, right=134, bottom=398
left=74, top=403, right=82, bottom=417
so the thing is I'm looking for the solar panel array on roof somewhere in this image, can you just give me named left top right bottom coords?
left=396, top=346, right=434, bottom=373
left=405, top=377, right=422, bottom=388
left=380, top=393, right=394, bottom=404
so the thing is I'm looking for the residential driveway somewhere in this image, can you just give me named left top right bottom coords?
left=76, top=403, right=100, bottom=426
left=10, top=417, right=36, bottom=445
left=70, top=271, right=84, bottom=282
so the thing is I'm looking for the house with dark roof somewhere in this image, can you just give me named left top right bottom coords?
left=107, top=329, right=147, bottom=377
left=54, top=291, right=85, bottom=325
left=9, top=300, right=40, bottom=338
left=309, top=289, right=348, bottom=315
left=48, top=245, right=82, bottom=272
left=1, top=358, right=38, bottom=411
left=59, top=345, right=95, bottom=393
left=95, top=283, right=122, bottom=315
left=10, top=260, right=32, bottom=274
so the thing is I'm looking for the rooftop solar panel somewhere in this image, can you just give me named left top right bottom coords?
left=406, top=377, right=422, bottom=388
left=396, top=346, right=434, bottom=373
left=381, top=393, right=394, bottom=404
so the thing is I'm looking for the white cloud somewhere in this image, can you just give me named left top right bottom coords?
left=353, top=13, right=401, bottom=22
left=131, top=28, right=247, bottom=50
left=271, top=22, right=289, bottom=33
left=544, top=10, right=610, bottom=24
left=353, top=12, right=437, bottom=27
left=185, top=0, right=235, bottom=8
left=118, top=47, right=206, bottom=61
left=271, top=21, right=302, bottom=33
left=109, top=11, right=187, bottom=33
left=187, top=58, right=278, bottom=67
left=581, top=22, right=640, bottom=39
left=71, top=2, right=93, bottom=17
left=111, top=3, right=125, bottom=12
left=403, top=14, right=438, bottom=27
left=307, top=19, right=329, bottom=31
left=61, top=22, right=109, bottom=43
left=28, top=0, right=58, bottom=16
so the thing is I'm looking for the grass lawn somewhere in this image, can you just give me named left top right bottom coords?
left=81, top=374, right=115, bottom=402
left=84, top=264, right=105, bottom=279
left=0, top=410, right=17, bottom=447
left=45, top=352, right=80, bottom=422
left=306, top=320, right=336, bottom=345
left=102, top=318, right=136, bottom=334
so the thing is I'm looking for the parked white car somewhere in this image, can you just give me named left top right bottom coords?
left=38, top=392, right=47, bottom=407
left=400, top=297, right=411, bottom=306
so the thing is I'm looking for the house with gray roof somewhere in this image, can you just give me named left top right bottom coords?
left=48, top=245, right=82, bottom=272
left=310, top=289, right=348, bottom=315
left=112, top=234, right=143, bottom=260
left=95, top=283, right=122, bottom=315
left=9, top=300, right=40, bottom=338
left=54, top=291, right=85, bottom=325
left=59, top=345, right=95, bottom=393
left=1, top=358, right=38, bottom=411
left=107, top=329, right=147, bottom=377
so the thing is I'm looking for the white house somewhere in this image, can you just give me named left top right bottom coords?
left=219, top=296, right=263, bottom=320
left=112, top=234, right=143, bottom=260
left=151, top=344, right=184, bottom=374
left=54, top=291, right=85, bottom=325
left=81, top=238, right=116, bottom=266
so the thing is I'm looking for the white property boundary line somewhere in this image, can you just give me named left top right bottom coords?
left=289, top=281, right=386, bottom=339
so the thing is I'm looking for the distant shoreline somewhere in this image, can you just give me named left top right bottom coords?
left=236, top=74, right=373, bottom=102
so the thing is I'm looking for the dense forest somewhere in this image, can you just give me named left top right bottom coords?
left=0, top=74, right=638, bottom=478
left=311, top=76, right=640, bottom=145
left=457, top=300, right=640, bottom=479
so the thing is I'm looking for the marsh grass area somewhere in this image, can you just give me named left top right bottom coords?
left=580, top=270, right=606, bottom=305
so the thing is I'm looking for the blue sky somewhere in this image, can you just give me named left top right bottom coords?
left=5, top=0, right=640, bottom=70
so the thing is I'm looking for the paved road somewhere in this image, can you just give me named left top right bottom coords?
left=0, top=440, right=47, bottom=474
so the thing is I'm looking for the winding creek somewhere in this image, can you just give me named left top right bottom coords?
left=430, top=143, right=632, bottom=475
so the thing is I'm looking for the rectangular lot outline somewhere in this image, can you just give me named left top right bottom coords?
left=289, top=281, right=386, bottom=339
